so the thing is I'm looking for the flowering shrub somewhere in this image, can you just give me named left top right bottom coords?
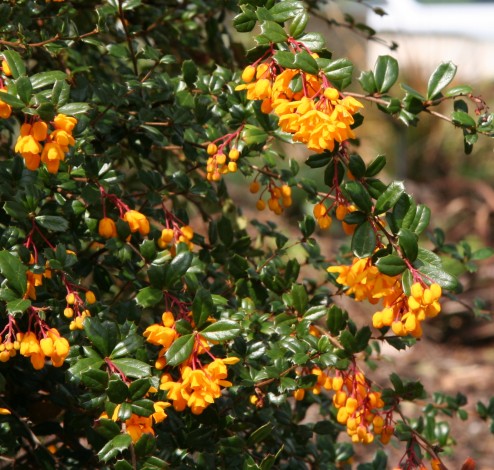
left=0, top=1, right=493, bottom=468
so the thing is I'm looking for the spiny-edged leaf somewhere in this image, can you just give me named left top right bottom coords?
left=274, top=50, right=296, bottom=69
left=2, top=50, right=26, bottom=78
left=6, top=298, right=30, bottom=315
left=375, top=254, right=407, bottom=276
left=400, top=83, right=425, bottom=101
left=233, top=9, right=257, bottom=33
left=97, top=434, right=132, bottom=463
left=248, top=422, right=274, bottom=445
left=110, top=333, right=144, bottom=359
left=257, top=21, right=288, bottom=45
left=341, top=181, right=372, bottom=214
left=289, top=10, right=308, bottom=38
left=373, top=55, right=399, bottom=93
left=164, top=333, right=195, bottom=366
left=81, top=369, right=108, bottom=392
left=427, top=61, right=457, bottom=100
left=84, top=318, right=118, bottom=357
left=293, top=51, right=318, bottom=75
left=416, top=247, right=441, bottom=267
left=416, top=264, right=458, bottom=291
left=30, top=71, right=68, bottom=89
left=269, top=1, right=304, bottom=23
left=128, top=378, right=151, bottom=401
left=136, top=286, right=163, bottom=308
left=351, top=221, right=376, bottom=258
left=374, top=181, right=405, bottom=215
left=131, top=399, right=155, bottom=417
left=111, top=358, right=151, bottom=379
left=107, top=378, right=129, bottom=404
left=200, top=320, right=241, bottom=342
left=68, top=357, right=104, bottom=381
left=339, top=330, right=358, bottom=353
left=0, top=250, right=27, bottom=296
left=321, top=58, right=353, bottom=83
left=182, top=60, right=198, bottom=87
left=297, top=32, right=325, bottom=51
left=243, top=125, right=268, bottom=145
left=192, top=287, right=215, bottom=329
left=398, top=228, right=418, bottom=262
left=35, top=215, right=69, bottom=232
left=358, top=70, right=377, bottom=94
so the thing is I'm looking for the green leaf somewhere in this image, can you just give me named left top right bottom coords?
left=0, top=250, right=27, bottom=296
left=84, top=318, right=118, bottom=357
left=321, top=58, right=353, bottom=85
left=107, top=378, right=129, bottom=404
left=291, top=284, right=308, bottom=314
left=131, top=399, right=155, bottom=417
left=30, top=71, right=68, bottom=89
left=373, top=55, right=399, bottom=93
left=297, top=32, right=325, bottom=51
left=81, top=369, right=108, bottom=392
left=97, top=434, right=132, bottom=463
left=416, top=264, right=458, bottom=291
left=243, top=125, right=268, bottom=145
left=402, top=204, right=431, bottom=235
left=257, top=21, right=288, bottom=45
left=2, top=50, right=26, bottom=78
left=0, top=90, right=25, bottom=108
left=35, top=215, right=69, bottom=232
left=192, top=288, right=215, bottom=329
left=182, top=60, right=198, bottom=87
left=348, top=154, right=366, bottom=179
left=305, top=152, right=332, bottom=168
left=289, top=11, right=309, bottom=38
left=451, top=110, right=476, bottom=129
left=111, top=358, right=151, bottom=379
left=6, top=298, right=30, bottom=314
left=15, top=76, right=32, bottom=105
left=358, top=70, right=377, bottom=94
left=200, top=320, right=240, bottom=342
left=427, top=61, right=457, bottom=100
left=398, top=228, right=418, bottom=262
left=472, top=247, right=494, bottom=261
left=233, top=9, right=257, bottom=33
left=269, top=1, right=304, bottom=22
left=374, top=181, right=405, bottom=215
left=365, top=154, right=386, bottom=177
left=274, top=51, right=296, bottom=69
left=248, top=423, right=274, bottom=445
left=128, top=378, right=151, bottom=401
left=110, top=334, right=144, bottom=359
left=164, top=334, right=194, bottom=367
left=341, top=181, right=372, bottom=214
left=445, top=85, right=472, bottom=97
left=57, top=102, right=90, bottom=115
left=351, top=221, right=376, bottom=258
left=293, top=51, right=318, bottom=75
left=136, top=287, right=163, bottom=308
left=375, top=254, right=407, bottom=276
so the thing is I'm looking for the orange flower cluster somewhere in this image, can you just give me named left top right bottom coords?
left=17, top=328, right=70, bottom=369
left=98, top=210, right=150, bottom=239
left=15, top=114, right=77, bottom=173
left=327, top=257, right=399, bottom=304
left=373, top=282, right=442, bottom=338
left=295, top=367, right=393, bottom=445
left=65, top=290, right=94, bottom=330
left=0, top=60, right=12, bottom=119
left=144, top=311, right=239, bottom=415
left=328, top=258, right=443, bottom=338
left=250, top=180, right=292, bottom=215
left=206, top=143, right=240, bottom=181
left=25, top=255, right=52, bottom=300
left=101, top=400, right=171, bottom=443
left=158, top=224, right=194, bottom=252
left=236, top=63, right=363, bottom=153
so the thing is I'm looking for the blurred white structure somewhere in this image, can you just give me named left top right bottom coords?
left=365, top=0, right=494, bottom=81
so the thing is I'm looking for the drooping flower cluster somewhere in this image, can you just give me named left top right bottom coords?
left=0, top=314, right=70, bottom=369
left=250, top=179, right=292, bottom=215
left=236, top=60, right=363, bottom=153
left=294, top=366, right=393, bottom=444
left=0, top=59, right=12, bottom=119
left=98, top=186, right=151, bottom=239
left=144, top=311, right=239, bottom=415
left=328, top=257, right=443, bottom=338
left=158, top=222, right=194, bottom=252
left=25, top=254, right=52, bottom=300
left=15, top=114, right=77, bottom=173
left=206, top=142, right=240, bottom=182
left=65, top=290, right=95, bottom=330
left=373, top=281, right=442, bottom=338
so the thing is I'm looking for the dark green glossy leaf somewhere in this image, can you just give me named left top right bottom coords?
left=427, top=61, right=457, bottom=100
left=6, top=298, right=30, bottom=314
left=200, top=320, right=241, bottom=342
left=294, top=51, right=318, bottom=75
left=107, top=377, right=129, bottom=404
left=35, top=215, right=69, bottom=232
left=2, top=50, right=26, bottom=78
left=451, top=110, right=476, bottom=129
left=164, top=334, right=194, bottom=367
left=341, top=181, right=372, bottom=214
left=358, top=70, right=377, bottom=94
left=365, top=154, right=386, bottom=177
left=136, top=287, right=163, bottom=308
left=97, top=434, right=132, bottom=463
left=0, top=250, right=27, bottom=296
left=289, top=10, right=308, bottom=38
left=15, top=76, right=32, bottom=105
left=374, top=181, right=405, bottom=215
left=398, top=228, right=418, bottom=262
left=375, top=254, right=407, bottom=276
left=373, top=55, right=398, bottom=93
left=111, top=358, right=151, bottom=379
left=351, top=220, right=376, bottom=258
left=257, top=21, right=288, bottom=44
left=192, top=287, right=215, bottom=329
